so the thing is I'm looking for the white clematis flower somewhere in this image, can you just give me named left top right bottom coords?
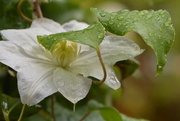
left=0, top=18, right=143, bottom=106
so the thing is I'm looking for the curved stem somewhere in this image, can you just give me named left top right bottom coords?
left=92, top=48, right=107, bottom=85
left=33, top=0, right=43, bottom=18
left=17, top=0, right=33, bottom=22
left=51, top=95, right=56, bottom=121
left=17, top=104, right=26, bottom=121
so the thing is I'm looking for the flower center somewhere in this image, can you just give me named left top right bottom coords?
left=51, top=40, right=78, bottom=67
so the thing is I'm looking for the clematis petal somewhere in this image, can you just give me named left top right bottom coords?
left=103, top=65, right=121, bottom=90
left=69, top=62, right=120, bottom=90
left=100, top=36, right=143, bottom=65
left=53, top=68, right=92, bottom=104
left=0, top=41, right=34, bottom=71
left=0, top=41, right=57, bottom=106
left=62, top=20, right=89, bottom=31
left=72, top=35, right=142, bottom=76
left=1, top=18, right=66, bottom=53
left=1, top=28, right=43, bottom=52
left=70, top=36, right=142, bottom=89
left=30, top=18, right=66, bottom=33
left=17, top=63, right=57, bottom=106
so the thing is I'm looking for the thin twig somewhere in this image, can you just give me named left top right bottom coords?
left=79, top=111, right=91, bottom=121
left=51, top=95, right=56, bottom=121
left=92, top=48, right=107, bottom=85
left=38, top=110, right=51, bottom=120
left=17, top=0, right=33, bottom=22
left=33, top=0, right=43, bottom=18
left=17, top=104, right=26, bottom=121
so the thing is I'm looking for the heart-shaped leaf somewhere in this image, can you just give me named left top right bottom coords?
left=91, top=8, right=175, bottom=74
left=38, top=22, right=105, bottom=50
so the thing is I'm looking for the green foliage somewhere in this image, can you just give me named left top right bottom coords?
left=86, top=100, right=148, bottom=121
left=24, top=99, right=149, bottom=121
left=91, top=8, right=175, bottom=75
left=38, top=22, right=105, bottom=50
left=0, top=93, right=20, bottom=120
left=0, top=93, right=38, bottom=121
left=0, top=0, right=32, bottom=30
left=121, top=114, right=149, bottom=121
left=99, top=107, right=122, bottom=121
left=41, top=0, right=84, bottom=23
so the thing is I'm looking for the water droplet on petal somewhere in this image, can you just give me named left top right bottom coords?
left=57, top=80, right=64, bottom=87
left=109, top=76, right=118, bottom=84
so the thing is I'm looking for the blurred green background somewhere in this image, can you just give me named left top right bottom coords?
left=1, top=0, right=180, bottom=121
left=41, top=0, right=179, bottom=121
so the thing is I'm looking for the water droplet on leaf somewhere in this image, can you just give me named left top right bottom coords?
left=100, top=12, right=106, bottom=17
left=117, top=16, right=123, bottom=21
left=98, top=34, right=104, bottom=39
left=108, top=21, right=114, bottom=24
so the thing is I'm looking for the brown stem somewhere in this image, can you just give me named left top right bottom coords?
left=33, top=0, right=43, bottom=18
left=17, top=0, right=33, bottom=22
left=79, top=111, right=91, bottom=121
left=92, top=48, right=107, bottom=85
left=51, top=95, right=56, bottom=121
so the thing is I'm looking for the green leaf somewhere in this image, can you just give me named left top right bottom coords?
left=41, top=0, right=84, bottom=23
left=37, top=22, right=105, bottom=50
left=0, top=0, right=32, bottom=30
left=86, top=100, right=148, bottom=121
left=0, top=93, right=38, bottom=120
left=86, top=100, right=122, bottom=121
left=99, top=107, right=122, bottom=121
left=121, top=113, right=149, bottom=121
left=0, top=93, right=20, bottom=121
left=91, top=8, right=175, bottom=75
left=114, top=60, right=139, bottom=80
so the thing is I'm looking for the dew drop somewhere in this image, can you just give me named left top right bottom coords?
left=156, top=17, right=160, bottom=21
left=100, top=12, right=106, bottom=17
left=98, top=34, right=104, bottom=39
left=109, top=77, right=117, bottom=84
left=111, top=16, right=115, bottom=19
left=112, top=13, right=117, bottom=16
left=158, top=65, right=162, bottom=69
left=147, top=14, right=152, bottom=19
left=158, top=36, right=162, bottom=39
left=164, top=22, right=170, bottom=26
left=117, top=23, right=122, bottom=27
left=149, top=33, right=153, bottom=37
left=117, top=16, right=123, bottom=21
left=139, top=11, right=145, bottom=16
left=87, top=24, right=95, bottom=30
left=57, top=80, right=64, bottom=87
left=108, top=20, right=114, bottom=24
left=122, top=9, right=129, bottom=13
